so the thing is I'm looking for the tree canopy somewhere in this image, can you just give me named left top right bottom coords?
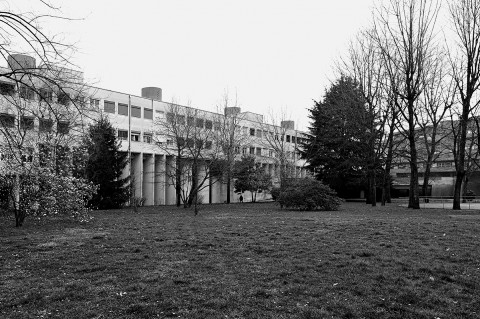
left=80, top=117, right=130, bottom=209
left=302, top=76, right=369, bottom=197
left=233, top=155, right=272, bottom=202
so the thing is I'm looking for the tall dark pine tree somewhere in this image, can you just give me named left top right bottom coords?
left=81, top=117, right=130, bottom=209
left=302, top=76, right=369, bottom=198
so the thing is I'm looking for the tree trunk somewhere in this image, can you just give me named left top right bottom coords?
left=371, top=170, right=377, bottom=207
left=175, top=156, right=182, bottom=207
left=453, top=101, right=469, bottom=210
left=187, top=162, right=199, bottom=208
left=226, top=169, right=231, bottom=204
left=407, top=101, right=420, bottom=209
left=422, top=159, right=432, bottom=198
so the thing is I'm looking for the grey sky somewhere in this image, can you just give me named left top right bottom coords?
left=12, top=0, right=379, bottom=131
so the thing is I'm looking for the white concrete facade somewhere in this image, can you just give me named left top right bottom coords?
left=86, top=86, right=308, bottom=205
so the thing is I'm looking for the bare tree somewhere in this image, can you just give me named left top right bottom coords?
left=153, top=102, right=223, bottom=213
left=448, top=0, right=480, bottom=209
left=216, top=91, right=250, bottom=204
left=0, top=3, right=95, bottom=226
left=415, top=47, right=455, bottom=198
left=259, top=110, right=299, bottom=188
left=343, top=30, right=392, bottom=206
left=372, top=0, right=440, bottom=209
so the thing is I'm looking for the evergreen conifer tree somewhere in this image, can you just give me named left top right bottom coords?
left=302, top=76, right=369, bottom=197
left=80, top=117, right=130, bottom=209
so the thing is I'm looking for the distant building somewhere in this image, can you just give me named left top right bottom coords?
left=0, top=54, right=309, bottom=206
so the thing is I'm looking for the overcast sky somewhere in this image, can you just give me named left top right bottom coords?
left=11, top=0, right=379, bottom=131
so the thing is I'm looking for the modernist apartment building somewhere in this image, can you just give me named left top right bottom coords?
left=0, top=54, right=308, bottom=206
left=390, top=121, right=480, bottom=198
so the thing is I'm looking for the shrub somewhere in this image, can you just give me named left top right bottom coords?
left=270, top=187, right=281, bottom=201
left=277, top=178, right=341, bottom=211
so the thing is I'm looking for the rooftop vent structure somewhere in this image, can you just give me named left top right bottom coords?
left=224, top=107, right=241, bottom=116
left=281, top=120, right=295, bottom=130
left=8, top=54, right=36, bottom=71
left=141, top=87, right=162, bottom=101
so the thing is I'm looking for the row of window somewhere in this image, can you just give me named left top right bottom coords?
left=246, top=127, right=306, bottom=144
left=0, top=113, right=69, bottom=133
left=0, top=82, right=73, bottom=106
left=117, top=130, right=152, bottom=143
left=166, top=113, right=218, bottom=130
left=165, top=113, right=305, bottom=144
left=395, top=161, right=454, bottom=169
left=101, top=100, right=153, bottom=120
left=243, top=147, right=297, bottom=159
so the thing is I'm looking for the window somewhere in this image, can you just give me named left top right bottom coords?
left=0, top=82, right=14, bottom=95
left=437, top=162, right=453, bottom=168
left=206, top=141, right=212, bottom=149
left=39, top=89, right=53, bottom=103
left=269, top=149, right=274, bottom=157
left=286, top=135, right=291, bottom=143
left=214, top=121, right=221, bottom=131
left=57, top=121, right=69, bottom=134
left=155, top=110, right=165, bottom=118
left=0, top=114, right=14, bottom=128
left=131, top=106, right=141, bottom=118
left=20, top=117, right=34, bottom=130
left=131, top=132, right=140, bottom=142
left=167, top=112, right=175, bottom=123
left=39, top=119, right=53, bottom=132
left=167, top=139, right=173, bottom=146
left=186, top=138, right=194, bottom=148
left=250, top=147, right=255, bottom=155
left=143, top=134, right=152, bottom=143
left=256, top=130, right=262, bottom=138
left=234, top=146, right=240, bottom=153
left=242, top=148, right=247, bottom=155
left=256, top=147, right=262, bottom=156
left=250, top=128, right=255, bottom=136
left=118, top=130, right=128, bottom=140
left=144, top=108, right=153, bottom=120
left=118, top=103, right=128, bottom=116
left=205, top=120, right=213, bottom=130
left=21, top=147, right=33, bottom=163
left=90, top=98, right=100, bottom=107
left=187, top=116, right=194, bottom=126
left=57, top=91, right=70, bottom=105
left=19, top=86, right=34, bottom=100
left=291, top=136, right=296, bottom=143
left=177, top=115, right=185, bottom=125
left=104, top=101, right=115, bottom=113
left=196, top=118, right=204, bottom=128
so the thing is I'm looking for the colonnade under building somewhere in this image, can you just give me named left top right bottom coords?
left=124, top=152, right=308, bottom=205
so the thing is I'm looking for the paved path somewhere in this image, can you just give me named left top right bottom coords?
left=400, top=202, right=480, bottom=210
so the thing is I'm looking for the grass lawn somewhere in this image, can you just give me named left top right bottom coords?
left=1, top=202, right=479, bottom=318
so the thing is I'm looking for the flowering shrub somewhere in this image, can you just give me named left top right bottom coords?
left=16, top=167, right=98, bottom=222
left=0, top=149, right=98, bottom=227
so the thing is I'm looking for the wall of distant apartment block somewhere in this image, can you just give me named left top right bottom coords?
left=88, top=87, right=308, bottom=205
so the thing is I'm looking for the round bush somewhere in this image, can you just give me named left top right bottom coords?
left=277, top=179, right=341, bottom=211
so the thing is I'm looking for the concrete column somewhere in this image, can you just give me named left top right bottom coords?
left=197, top=162, right=209, bottom=204
left=154, top=155, right=166, bottom=205
left=131, top=153, right=143, bottom=200
left=165, top=155, right=176, bottom=205
left=143, top=154, right=154, bottom=206
left=210, top=176, right=221, bottom=203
